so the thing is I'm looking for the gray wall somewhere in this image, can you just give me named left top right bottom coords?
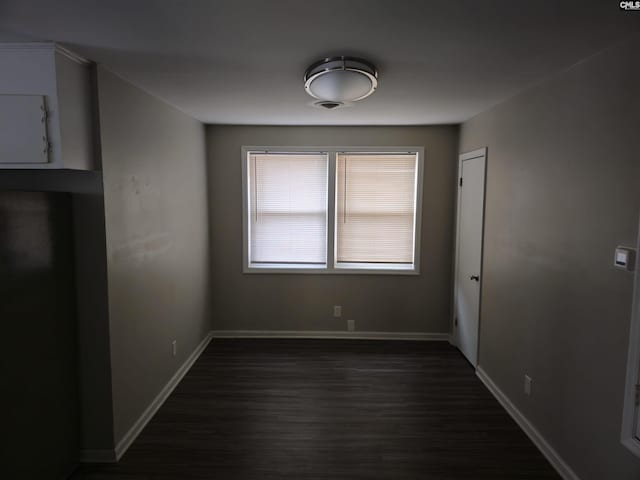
left=97, top=68, right=211, bottom=443
left=72, top=186, right=114, bottom=451
left=460, top=36, right=640, bottom=479
left=206, top=125, right=458, bottom=333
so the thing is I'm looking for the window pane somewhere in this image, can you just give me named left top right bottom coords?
left=248, top=153, right=327, bottom=265
left=336, top=153, right=417, bottom=264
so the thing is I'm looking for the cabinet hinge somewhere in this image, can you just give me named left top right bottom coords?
left=459, top=177, right=463, bottom=187
left=42, top=136, right=52, bottom=155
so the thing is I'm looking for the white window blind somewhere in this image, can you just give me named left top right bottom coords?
left=336, top=153, right=418, bottom=265
left=248, top=152, right=328, bottom=265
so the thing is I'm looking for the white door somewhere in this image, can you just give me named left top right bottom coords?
left=636, top=370, right=640, bottom=440
left=454, top=148, right=487, bottom=366
left=621, top=212, right=640, bottom=454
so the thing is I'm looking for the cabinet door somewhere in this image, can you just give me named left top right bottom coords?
left=0, top=94, right=49, bottom=164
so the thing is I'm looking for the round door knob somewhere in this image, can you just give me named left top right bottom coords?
left=469, top=275, right=480, bottom=281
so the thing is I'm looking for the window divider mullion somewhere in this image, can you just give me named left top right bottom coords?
left=327, top=151, right=337, bottom=271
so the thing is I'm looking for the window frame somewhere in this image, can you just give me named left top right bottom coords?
left=241, top=146, right=424, bottom=275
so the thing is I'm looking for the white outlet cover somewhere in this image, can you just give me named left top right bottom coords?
left=614, top=246, right=636, bottom=271
left=347, top=319, right=355, bottom=332
left=333, top=305, right=342, bottom=318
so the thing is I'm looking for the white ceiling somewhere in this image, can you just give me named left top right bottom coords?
left=0, top=0, right=637, bottom=125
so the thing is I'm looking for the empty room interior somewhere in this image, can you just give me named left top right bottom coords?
left=1, top=1, right=640, bottom=479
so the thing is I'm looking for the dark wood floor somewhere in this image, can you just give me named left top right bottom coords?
left=73, top=339, right=559, bottom=479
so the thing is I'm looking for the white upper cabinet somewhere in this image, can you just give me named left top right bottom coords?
left=0, top=43, right=95, bottom=170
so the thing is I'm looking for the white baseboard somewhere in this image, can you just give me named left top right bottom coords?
left=211, top=330, right=449, bottom=341
left=113, top=331, right=214, bottom=460
left=81, top=331, right=214, bottom=463
left=476, top=367, right=580, bottom=480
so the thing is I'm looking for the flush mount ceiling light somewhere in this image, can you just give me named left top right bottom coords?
left=304, top=56, right=378, bottom=107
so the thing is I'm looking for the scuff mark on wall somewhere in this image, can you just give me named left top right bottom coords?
left=110, top=232, right=172, bottom=265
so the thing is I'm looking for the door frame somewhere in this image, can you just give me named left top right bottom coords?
left=452, top=147, right=487, bottom=367
left=621, top=210, right=640, bottom=457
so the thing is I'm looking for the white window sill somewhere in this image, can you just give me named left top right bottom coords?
left=244, top=263, right=419, bottom=275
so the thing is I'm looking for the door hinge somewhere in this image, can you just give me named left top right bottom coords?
left=41, top=105, right=49, bottom=123
left=454, top=317, right=458, bottom=326
left=635, top=384, right=640, bottom=406
left=459, top=177, right=463, bottom=187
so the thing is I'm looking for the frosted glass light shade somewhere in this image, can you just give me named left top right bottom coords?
left=308, top=70, right=373, bottom=102
left=304, top=56, right=377, bottom=103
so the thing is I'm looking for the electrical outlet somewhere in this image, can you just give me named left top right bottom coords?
left=347, top=319, right=355, bottom=332
left=524, top=374, right=532, bottom=397
left=333, top=305, right=342, bottom=318
left=172, top=340, right=177, bottom=357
